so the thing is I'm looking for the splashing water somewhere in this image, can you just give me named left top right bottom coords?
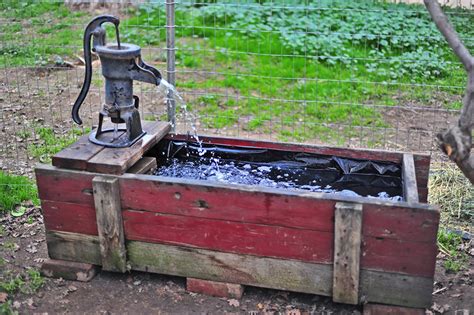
left=158, top=79, right=205, bottom=155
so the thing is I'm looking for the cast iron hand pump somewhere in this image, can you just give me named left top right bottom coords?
left=72, top=15, right=162, bottom=147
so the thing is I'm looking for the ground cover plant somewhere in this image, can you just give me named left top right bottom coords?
left=0, top=172, right=38, bottom=213
left=0, top=0, right=469, bottom=143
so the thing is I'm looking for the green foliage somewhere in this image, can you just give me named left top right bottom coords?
left=0, top=269, right=44, bottom=295
left=437, top=230, right=469, bottom=273
left=0, top=172, right=38, bottom=212
left=28, top=127, right=89, bottom=164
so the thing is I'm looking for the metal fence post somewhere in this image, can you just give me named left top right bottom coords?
left=166, top=0, right=176, bottom=132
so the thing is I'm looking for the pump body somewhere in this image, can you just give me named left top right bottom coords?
left=72, top=15, right=162, bottom=148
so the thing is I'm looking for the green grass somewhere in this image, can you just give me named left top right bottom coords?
left=28, top=127, right=89, bottom=163
left=0, top=172, right=39, bottom=212
left=0, top=1, right=470, bottom=143
left=0, top=269, right=44, bottom=295
left=437, top=229, right=470, bottom=273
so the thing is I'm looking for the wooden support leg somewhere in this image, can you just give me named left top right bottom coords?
left=332, top=202, right=363, bottom=305
left=186, top=278, right=244, bottom=299
left=41, top=259, right=97, bottom=282
left=363, top=303, right=425, bottom=315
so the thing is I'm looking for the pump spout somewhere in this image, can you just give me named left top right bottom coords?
left=130, top=57, right=162, bottom=86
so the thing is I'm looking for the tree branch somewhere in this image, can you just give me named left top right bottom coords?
left=424, top=0, right=474, bottom=184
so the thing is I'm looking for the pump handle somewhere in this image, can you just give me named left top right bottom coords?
left=72, top=15, right=120, bottom=125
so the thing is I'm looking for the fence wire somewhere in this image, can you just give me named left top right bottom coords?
left=0, top=0, right=471, bottom=175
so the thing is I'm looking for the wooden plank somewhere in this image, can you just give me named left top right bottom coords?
left=360, top=270, right=433, bottom=309
left=333, top=202, right=363, bottom=305
left=413, top=155, right=430, bottom=203
left=35, top=165, right=95, bottom=206
left=119, top=174, right=438, bottom=239
left=122, top=209, right=334, bottom=264
left=93, top=176, right=127, bottom=273
left=42, top=200, right=98, bottom=236
left=44, top=231, right=433, bottom=308
left=46, top=230, right=101, bottom=264
left=52, top=134, right=104, bottom=171
left=41, top=259, right=97, bottom=282
left=186, top=278, right=244, bottom=299
left=402, top=154, right=419, bottom=203
left=87, top=121, right=170, bottom=175
left=126, top=156, right=157, bottom=174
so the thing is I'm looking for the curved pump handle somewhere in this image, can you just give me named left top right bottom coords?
left=72, top=15, right=120, bottom=125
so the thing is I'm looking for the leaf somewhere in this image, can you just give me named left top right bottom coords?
left=11, top=206, right=26, bottom=217
left=228, top=299, right=240, bottom=307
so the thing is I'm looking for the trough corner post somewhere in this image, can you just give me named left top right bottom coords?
left=92, top=176, right=127, bottom=273
left=332, top=202, right=363, bottom=305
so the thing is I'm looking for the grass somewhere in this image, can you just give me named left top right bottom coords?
left=0, top=1, right=469, bottom=144
left=0, top=268, right=44, bottom=295
left=429, top=163, right=474, bottom=229
left=437, top=229, right=470, bottom=273
left=28, top=127, right=89, bottom=164
left=0, top=172, right=39, bottom=213
left=429, top=163, right=473, bottom=273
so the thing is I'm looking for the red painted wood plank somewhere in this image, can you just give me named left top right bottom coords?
left=120, top=177, right=438, bottom=242
left=363, top=204, right=439, bottom=243
left=35, top=167, right=95, bottom=206
left=362, top=237, right=437, bottom=277
left=122, top=210, right=334, bottom=264
left=120, top=178, right=335, bottom=232
left=42, top=200, right=98, bottom=236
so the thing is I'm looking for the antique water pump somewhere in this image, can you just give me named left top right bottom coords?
left=72, top=15, right=162, bottom=147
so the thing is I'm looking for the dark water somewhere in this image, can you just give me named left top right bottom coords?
left=153, top=140, right=403, bottom=201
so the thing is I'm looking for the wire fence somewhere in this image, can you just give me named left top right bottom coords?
left=0, top=0, right=471, bottom=176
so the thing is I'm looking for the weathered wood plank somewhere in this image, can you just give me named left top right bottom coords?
left=35, top=165, right=95, bottom=206
left=126, top=156, right=157, bottom=174
left=41, top=259, right=97, bottom=282
left=44, top=231, right=433, bottom=308
left=46, top=231, right=101, bottom=264
left=93, top=176, right=127, bottom=273
left=402, top=154, right=419, bottom=203
left=122, top=209, right=334, bottom=264
left=42, top=200, right=98, bottom=236
left=360, top=270, right=433, bottom=309
left=87, top=121, right=170, bottom=175
left=333, top=202, right=363, bottom=305
left=119, top=174, right=438, bottom=241
left=52, top=134, right=104, bottom=171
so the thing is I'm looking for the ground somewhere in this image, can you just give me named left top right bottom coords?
left=0, top=205, right=472, bottom=314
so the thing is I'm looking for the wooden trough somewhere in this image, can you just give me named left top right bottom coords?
left=35, top=121, right=439, bottom=311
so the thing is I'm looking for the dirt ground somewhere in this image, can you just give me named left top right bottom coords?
left=0, top=205, right=473, bottom=314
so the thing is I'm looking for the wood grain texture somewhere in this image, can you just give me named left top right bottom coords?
left=87, top=121, right=170, bottom=175
left=52, top=134, right=104, bottom=171
left=333, top=202, right=363, bottom=305
left=44, top=231, right=434, bottom=308
left=122, top=209, right=334, bottom=263
left=42, top=200, right=98, bottom=235
left=126, top=156, right=157, bottom=174
left=46, top=231, right=101, bottom=264
left=35, top=165, right=438, bottom=277
left=403, top=154, right=419, bottom=203
left=93, top=176, right=127, bottom=273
